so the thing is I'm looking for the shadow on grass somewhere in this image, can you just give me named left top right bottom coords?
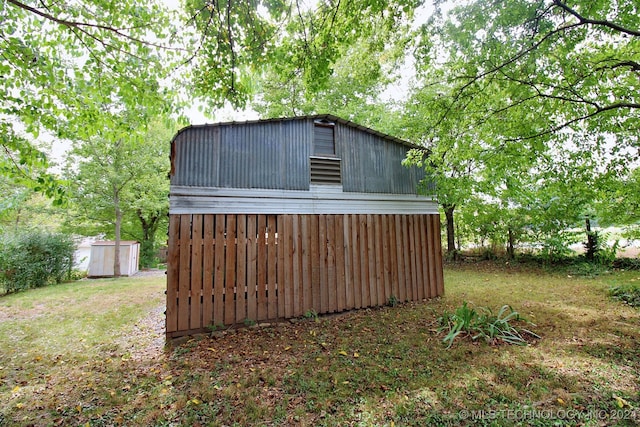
left=2, top=268, right=640, bottom=426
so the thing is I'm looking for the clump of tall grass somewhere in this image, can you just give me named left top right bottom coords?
left=437, top=302, right=540, bottom=348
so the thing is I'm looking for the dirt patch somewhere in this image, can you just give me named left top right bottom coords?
left=133, top=269, right=166, bottom=278
left=120, top=304, right=166, bottom=362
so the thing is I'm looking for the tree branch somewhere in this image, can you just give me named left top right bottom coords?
left=434, top=18, right=583, bottom=132
left=508, top=102, right=640, bottom=142
left=552, top=0, right=640, bottom=37
left=595, top=60, right=640, bottom=73
left=6, top=0, right=186, bottom=52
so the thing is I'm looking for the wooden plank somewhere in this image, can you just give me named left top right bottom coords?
left=351, top=214, right=361, bottom=309
left=381, top=215, right=392, bottom=305
left=408, top=215, right=418, bottom=301
left=190, top=214, right=203, bottom=330
left=423, top=215, right=432, bottom=299
left=166, top=215, right=181, bottom=333
left=284, top=215, right=294, bottom=318
left=335, top=214, right=346, bottom=312
left=247, top=216, right=257, bottom=319
left=425, top=215, right=437, bottom=299
left=401, top=215, right=410, bottom=303
left=213, top=214, right=225, bottom=325
left=388, top=214, right=399, bottom=303
left=327, top=215, right=337, bottom=313
left=277, top=215, right=286, bottom=318
left=202, top=215, right=214, bottom=327
left=246, top=215, right=257, bottom=322
left=292, top=215, right=302, bottom=317
left=343, top=214, right=354, bottom=310
left=359, top=214, right=370, bottom=307
left=419, top=215, right=429, bottom=299
left=257, top=215, right=267, bottom=320
left=366, top=214, right=376, bottom=307
left=235, top=215, right=247, bottom=323
left=267, top=215, right=278, bottom=319
left=224, top=214, right=237, bottom=325
left=416, top=215, right=426, bottom=301
left=301, top=215, right=313, bottom=313
left=374, top=215, right=385, bottom=306
left=415, top=215, right=425, bottom=299
left=433, top=214, right=445, bottom=296
left=310, top=215, right=320, bottom=312
left=415, top=214, right=425, bottom=301
left=178, top=215, right=192, bottom=332
left=319, top=214, right=328, bottom=313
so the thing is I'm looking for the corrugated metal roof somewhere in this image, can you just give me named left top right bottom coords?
left=170, top=114, right=424, bottom=150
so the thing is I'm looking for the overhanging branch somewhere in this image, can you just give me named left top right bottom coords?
left=6, top=0, right=186, bottom=52
left=553, top=0, right=640, bottom=37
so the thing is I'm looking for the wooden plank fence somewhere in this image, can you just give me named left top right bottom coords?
left=166, top=213, right=444, bottom=337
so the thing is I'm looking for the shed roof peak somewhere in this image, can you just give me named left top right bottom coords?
left=172, top=114, right=423, bottom=150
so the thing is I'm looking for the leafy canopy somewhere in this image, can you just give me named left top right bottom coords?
left=1, top=0, right=176, bottom=199
left=419, top=0, right=639, bottom=156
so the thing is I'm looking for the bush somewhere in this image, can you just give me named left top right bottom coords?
left=0, top=230, right=75, bottom=293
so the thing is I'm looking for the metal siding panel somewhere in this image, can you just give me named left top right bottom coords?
left=172, top=128, right=220, bottom=187
left=338, top=124, right=424, bottom=195
left=338, top=125, right=362, bottom=193
left=170, top=118, right=433, bottom=194
left=366, top=132, right=387, bottom=193
left=282, top=120, right=310, bottom=190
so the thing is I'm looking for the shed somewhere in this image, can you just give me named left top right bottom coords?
left=88, top=241, right=140, bottom=277
left=167, top=115, right=444, bottom=338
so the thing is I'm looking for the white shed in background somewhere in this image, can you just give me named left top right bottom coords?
left=88, top=241, right=140, bottom=277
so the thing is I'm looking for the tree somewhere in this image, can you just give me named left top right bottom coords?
left=124, top=119, right=174, bottom=268
left=65, top=117, right=175, bottom=274
left=399, top=77, right=492, bottom=259
left=183, top=0, right=423, bottom=110
left=1, top=0, right=174, bottom=197
left=418, top=0, right=639, bottom=157
left=253, top=33, right=407, bottom=126
left=399, top=0, right=640, bottom=259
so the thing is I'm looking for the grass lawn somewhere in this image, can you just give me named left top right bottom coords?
left=1, top=264, right=639, bottom=426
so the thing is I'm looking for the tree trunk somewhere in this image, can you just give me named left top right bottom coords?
left=443, top=204, right=457, bottom=260
left=507, top=227, right=515, bottom=260
left=114, top=189, right=122, bottom=277
left=585, top=216, right=596, bottom=261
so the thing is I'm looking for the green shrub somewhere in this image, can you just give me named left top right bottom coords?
left=608, top=283, right=640, bottom=308
left=437, top=302, right=540, bottom=348
left=0, top=230, right=75, bottom=293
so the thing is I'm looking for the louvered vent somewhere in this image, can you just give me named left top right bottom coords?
left=310, top=156, right=342, bottom=185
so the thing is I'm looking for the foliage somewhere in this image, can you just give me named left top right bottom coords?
left=184, top=0, right=423, bottom=110
left=404, top=0, right=638, bottom=259
left=64, top=118, right=175, bottom=269
left=253, top=23, right=408, bottom=128
left=597, top=167, right=640, bottom=232
left=420, top=0, right=640, bottom=155
left=0, top=176, right=66, bottom=232
left=0, top=230, right=75, bottom=293
left=609, top=283, right=640, bottom=308
left=1, top=0, right=176, bottom=199
left=437, top=302, right=539, bottom=348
